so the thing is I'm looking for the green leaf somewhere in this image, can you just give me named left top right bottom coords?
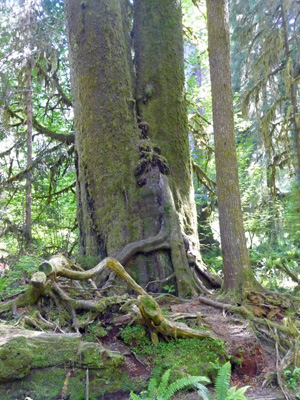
left=163, top=376, right=205, bottom=399
left=215, top=362, right=231, bottom=400
left=130, top=390, right=142, bottom=400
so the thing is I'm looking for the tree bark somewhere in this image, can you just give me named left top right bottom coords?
left=25, top=57, right=33, bottom=245
left=20, top=0, right=33, bottom=244
left=280, top=0, right=300, bottom=182
left=65, top=0, right=141, bottom=258
left=133, top=0, right=201, bottom=263
left=64, top=0, right=201, bottom=296
left=206, top=0, right=260, bottom=296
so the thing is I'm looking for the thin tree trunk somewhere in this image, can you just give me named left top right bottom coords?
left=25, top=58, right=33, bottom=244
left=280, top=0, right=300, bottom=182
left=206, top=0, right=260, bottom=296
left=20, top=0, right=33, bottom=244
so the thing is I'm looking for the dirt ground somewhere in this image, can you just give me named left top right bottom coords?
left=99, top=296, right=287, bottom=399
left=170, top=299, right=286, bottom=400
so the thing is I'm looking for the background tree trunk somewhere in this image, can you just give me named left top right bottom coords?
left=206, top=0, right=260, bottom=295
left=280, top=0, right=300, bottom=182
left=20, top=0, right=33, bottom=245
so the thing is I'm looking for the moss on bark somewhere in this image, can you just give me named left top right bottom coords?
left=65, top=0, right=142, bottom=257
left=65, top=0, right=208, bottom=295
left=133, top=0, right=198, bottom=241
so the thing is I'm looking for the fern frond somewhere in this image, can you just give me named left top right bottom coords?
left=147, top=376, right=158, bottom=397
left=129, top=390, right=142, bottom=400
left=156, top=369, right=171, bottom=396
left=215, top=362, right=231, bottom=400
left=225, top=385, right=250, bottom=400
left=147, top=366, right=162, bottom=397
left=195, top=381, right=210, bottom=400
left=164, top=376, right=207, bottom=400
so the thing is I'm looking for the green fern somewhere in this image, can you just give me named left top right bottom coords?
left=215, top=362, right=231, bottom=400
left=195, top=381, right=211, bottom=400
left=129, top=392, right=143, bottom=400
left=130, top=369, right=210, bottom=400
left=225, top=385, right=250, bottom=400
left=163, top=375, right=210, bottom=399
left=147, top=366, right=162, bottom=398
left=157, top=369, right=171, bottom=396
left=214, top=362, right=249, bottom=400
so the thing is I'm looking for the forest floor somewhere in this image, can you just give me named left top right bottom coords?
left=96, top=296, right=287, bottom=400
left=172, top=299, right=286, bottom=400
left=0, top=254, right=296, bottom=399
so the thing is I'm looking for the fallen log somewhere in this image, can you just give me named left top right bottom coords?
left=0, top=323, right=125, bottom=390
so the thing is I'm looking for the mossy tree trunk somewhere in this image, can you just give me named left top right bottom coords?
left=64, top=0, right=203, bottom=296
left=133, top=0, right=199, bottom=253
left=206, top=0, right=261, bottom=296
left=280, top=0, right=300, bottom=182
left=132, top=0, right=213, bottom=284
left=65, top=0, right=141, bottom=259
left=20, top=0, right=33, bottom=245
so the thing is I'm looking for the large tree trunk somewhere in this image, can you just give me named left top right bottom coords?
left=64, top=0, right=201, bottom=296
left=206, top=0, right=260, bottom=296
left=133, top=0, right=199, bottom=249
left=65, top=0, right=141, bottom=258
left=133, top=0, right=217, bottom=287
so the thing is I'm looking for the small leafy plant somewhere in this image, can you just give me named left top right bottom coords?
left=130, top=368, right=210, bottom=400
left=284, top=367, right=300, bottom=391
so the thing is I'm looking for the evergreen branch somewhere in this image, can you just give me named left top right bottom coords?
left=33, top=181, right=76, bottom=199
left=0, top=139, right=24, bottom=158
left=33, top=118, right=74, bottom=144
left=6, top=143, right=63, bottom=184
left=192, top=161, right=216, bottom=196
left=52, top=71, right=72, bottom=108
left=5, top=107, right=74, bottom=144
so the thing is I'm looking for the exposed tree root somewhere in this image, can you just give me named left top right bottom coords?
left=137, top=295, right=216, bottom=344
left=198, top=296, right=300, bottom=337
left=0, top=254, right=216, bottom=343
left=1, top=252, right=300, bottom=400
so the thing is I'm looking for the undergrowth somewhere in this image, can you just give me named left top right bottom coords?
left=120, top=325, right=227, bottom=380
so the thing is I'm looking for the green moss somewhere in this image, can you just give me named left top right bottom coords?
left=30, top=336, right=81, bottom=368
left=83, top=322, right=108, bottom=342
left=120, top=325, right=149, bottom=348
left=0, top=337, right=33, bottom=381
left=77, top=342, right=124, bottom=369
left=139, top=295, right=159, bottom=316
left=0, top=330, right=131, bottom=399
left=136, top=338, right=227, bottom=381
left=0, top=365, right=132, bottom=400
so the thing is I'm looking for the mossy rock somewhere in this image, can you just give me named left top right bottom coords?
left=0, top=324, right=132, bottom=399
left=0, top=366, right=132, bottom=400
left=0, top=337, right=33, bottom=381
